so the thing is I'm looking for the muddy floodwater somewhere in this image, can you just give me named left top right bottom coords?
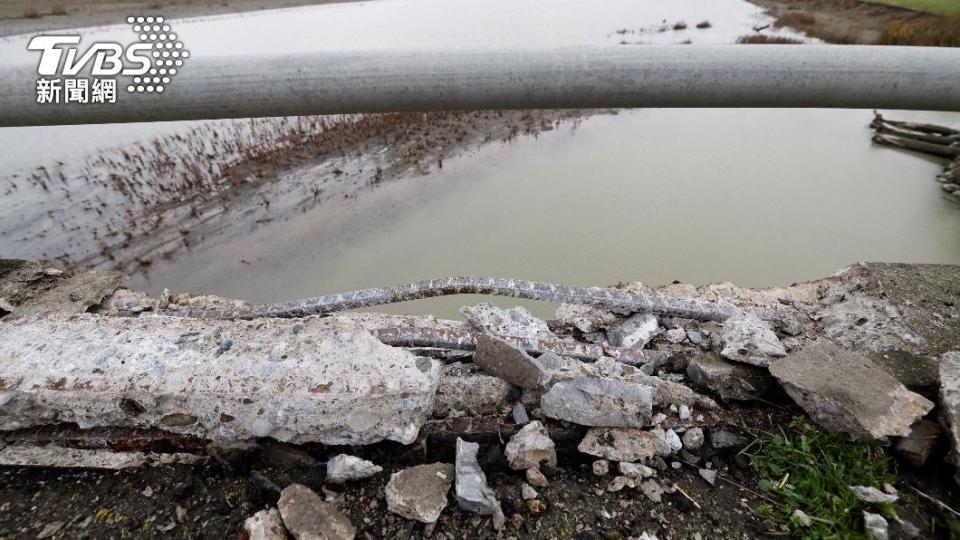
left=130, top=108, right=960, bottom=318
left=1, top=0, right=959, bottom=319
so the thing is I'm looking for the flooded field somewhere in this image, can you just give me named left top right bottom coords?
left=129, top=108, right=960, bottom=318
left=1, top=0, right=959, bottom=319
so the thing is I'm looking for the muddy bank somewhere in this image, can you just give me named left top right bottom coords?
left=747, top=0, right=925, bottom=43
left=0, top=0, right=361, bottom=38
left=2, top=260, right=960, bottom=538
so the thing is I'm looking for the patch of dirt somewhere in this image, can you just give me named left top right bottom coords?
left=0, top=0, right=363, bottom=38
left=747, top=0, right=926, bottom=43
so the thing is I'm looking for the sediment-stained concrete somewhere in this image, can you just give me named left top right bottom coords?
left=0, top=314, right=441, bottom=445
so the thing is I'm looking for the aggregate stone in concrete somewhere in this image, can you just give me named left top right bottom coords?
left=472, top=334, right=547, bottom=390
left=540, top=376, right=653, bottom=427
left=385, top=463, right=455, bottom=524
left=686, top=353, right=774, bottom=402
left=278, top=484, right=355, bottom=540
left=0, top=315, right=442, bottom=445
left=769, top=341, right=933, bottom=441
left=577, top=428, right=671, bottom=462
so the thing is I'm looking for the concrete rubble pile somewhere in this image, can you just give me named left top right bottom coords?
left=1, top=259, right=959, bottom=537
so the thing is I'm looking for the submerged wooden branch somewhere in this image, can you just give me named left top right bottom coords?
left=162, top=276, right=787, bottom=322
left=872, top=134, right=960, bottom=158
left=872, top=112, right=960, bottom=137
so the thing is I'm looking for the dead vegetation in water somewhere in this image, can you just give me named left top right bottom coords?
left=736, top=34, right=804, bottom=44
left=881, top=14, right=960, bottom=46
left=2, top=110, right=588, bottom=274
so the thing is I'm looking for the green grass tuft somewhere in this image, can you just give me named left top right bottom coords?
left=741, top=417, right=896, bottom=539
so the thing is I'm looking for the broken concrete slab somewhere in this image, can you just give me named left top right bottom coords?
left=577, top=428, right=671, bottom=462
left=460, top=303, right=556, bottom=340
left=939, top=352, right=960, bottom=484
left=717, top=312, right=786, bottom=367
left=504, top=421, right=557, bottom=471
left=895, top=419, right=939, bottom=467
left=385, top=463, right=455, bottom=524
left=541, top=377, right=653, bottom=428
left=244, top=508, right=289, bottom=540
left=769, top=341, right=934, bottom=441
left=686, top=353, right=774, bottom=402
left=433, top=363, right=512, bottom=418
left=0, top=316, right=442, bottom=445
left=607, top=313, right=660, bottom=349
left=555, top=303, right=619, bottom=334
left=869, top=350, right=940, bottom=399
left=0, top=260, right=127, bottom=319
left=472, top=334, right=547, bottom=390
left=455, top=438, right=504, bottom=528
left=326, top=454, right=383, bottom=483
left=0, top=444, right=204, bottom=469
left=278, top=484, right=355, bottom=540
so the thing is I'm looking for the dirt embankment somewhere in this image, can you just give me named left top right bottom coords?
left=0, top=0, right=361, bottom=37
left=747, top=0, right=928, bottom=43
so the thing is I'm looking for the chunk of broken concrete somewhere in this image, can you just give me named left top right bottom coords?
left=863, top=511, right=889, bottom=540
left=326, top=454, right=383, bottom=483
left=769, top=341, right=934, bottom=441
left=717, top=312, right=786, bottom=367
left=939, top=352, right=960, bottom=484
left=433, top=363, right=511, bottom=418
left=698, top=468, right=718, bottom=485
left=681, top=427, right=705, bottom=451
left=244, top=508, right=289, bottom=540
left=525, top=467, right=549, bottom=488
left=577, top=428, right=671, bottom=462
left=686, top=353, right=774, bottom=402
left=455, top=438, right=504, bottom=529
left=385, top=463, right=455, bottom=524
left=472, top=334, right=547, bottom=390
left=607, top=313, right=660, bottom=349
left=460, top=303, right=556, bottom=340
left=849, top=485, right=898, bottom=504
left=619, top=462, right=656, bottom=479
left=278, top=484, right=355, bottom=540
left=512, top=401, right=530, bottom=425
left=639, top=479, right=664, bottom=503
left=504, top=421, right=557, bottom=470
left=541, top=377, right=653, bottom=427
left=0, top=317, right=442, bottom=445
left=895, top=419, right=939, bottom=468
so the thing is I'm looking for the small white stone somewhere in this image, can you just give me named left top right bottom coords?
left=521, top=483, right=538, bottom=500
left=592, top=459, right=610, bottom=476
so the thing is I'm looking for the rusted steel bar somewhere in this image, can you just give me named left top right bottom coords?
left=162, top=276, right=789, bottom=322
left=370, top=326, right=670, bottom=364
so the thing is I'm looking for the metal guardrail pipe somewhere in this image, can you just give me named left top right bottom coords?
left=0, top=45, right=958, bottom=127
